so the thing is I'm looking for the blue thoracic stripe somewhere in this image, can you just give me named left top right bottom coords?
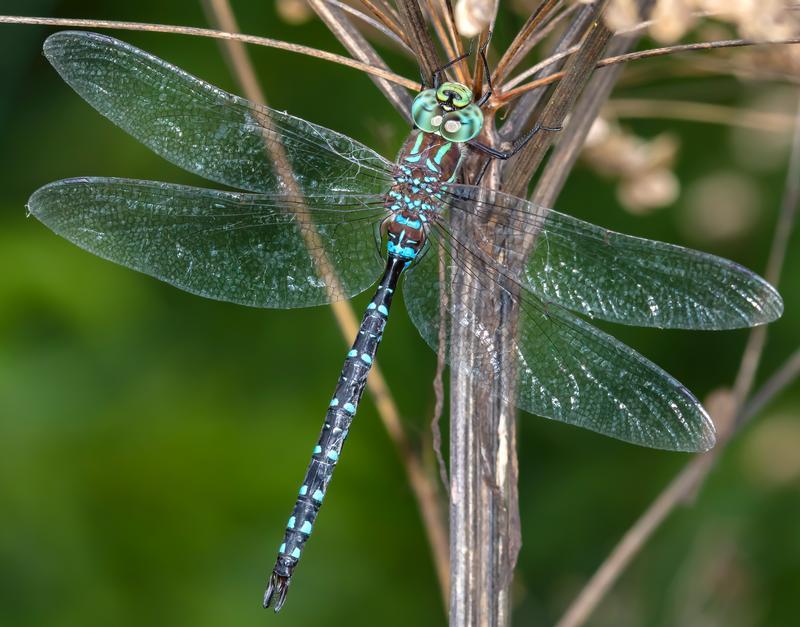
left=269, top=255, right=407, bottom=595
left=434, top=142, right=452, bottom=164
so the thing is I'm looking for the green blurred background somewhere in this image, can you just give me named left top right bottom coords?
left=1, top=1, right=798, bottom=626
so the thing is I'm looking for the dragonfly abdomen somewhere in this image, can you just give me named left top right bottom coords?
left=264, top=254, right=407, bottom=612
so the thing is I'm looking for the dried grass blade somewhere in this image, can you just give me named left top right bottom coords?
left=309, top=0, right=415, bottom=119
left=0, top=14, right=420, bottom=91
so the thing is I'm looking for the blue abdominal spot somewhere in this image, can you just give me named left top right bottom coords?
left=388, top=240, right=418, bottom=259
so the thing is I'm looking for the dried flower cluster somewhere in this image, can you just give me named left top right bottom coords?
left=583, top=117, right=680, bottom=213
left=607, top=0, right=800, bottom=42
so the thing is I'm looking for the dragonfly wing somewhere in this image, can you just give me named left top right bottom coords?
left=441, top=184, right=783, bottom=330
left=43, top=31, right=394, bottom=195
left=28, top=178, right=387, bottom=309
left=403, top=231, right=715, bottom=452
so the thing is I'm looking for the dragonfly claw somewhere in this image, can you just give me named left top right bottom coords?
left=263, top=572, right=291, bottom=612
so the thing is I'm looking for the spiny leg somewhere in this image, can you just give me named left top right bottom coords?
left=469, top=122, right=563, bottom=162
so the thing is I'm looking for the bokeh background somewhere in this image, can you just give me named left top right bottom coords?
left=1, top=1, right=798, bottom=626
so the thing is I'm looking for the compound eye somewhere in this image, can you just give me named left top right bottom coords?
left=436, top=82, right=472, bottom=108
left=440, top=105, right=484, bottom=142
left=411, top=89, right=445, bottom=133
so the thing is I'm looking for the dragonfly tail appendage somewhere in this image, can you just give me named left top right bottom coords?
left=264, top=570, right=291, bottom=612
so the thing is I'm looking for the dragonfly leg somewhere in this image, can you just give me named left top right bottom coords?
left=475, top=34, right=494, bottom=108
left=468, top=122, right=563, bottom=161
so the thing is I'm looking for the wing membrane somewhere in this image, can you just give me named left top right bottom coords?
left=441, top=185, right=783, bottom=330
left=404, top=227, right=715, bottom=452
left=28, top=178, right=387, bottom=308
left=43, top=31, right=394, bottom=196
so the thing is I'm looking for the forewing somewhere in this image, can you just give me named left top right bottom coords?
left=28, top=178, right=387, bottom=309
left=403, top=229, right=715, bottom=452
left=43, top=31, right=394, bottom=195
left=441, top=185, right=783, bottom=330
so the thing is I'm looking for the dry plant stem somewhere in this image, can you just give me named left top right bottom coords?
left=504, top=1, right=613, bottom=197
left=740, top=347, right=800, bottom=422
left=448, top=3, right=528, bottom=625
left=500, top=1, right=599, bottom=141
left=435, top=0, right=467, bottom=79
left=200, top=0, right=449, bottom=604
left=309, top=0, right=414, bottom=120
left=420, top=0, right=461, bottom=82
left=501, top=35, right=800, bottom=101
left=497, top=0, right=582, bottom=90
left=395, top=0, right=441, bottom=85
left=605, top=99, right=797, bottom=132
left=324, top=0, right=413, bottom=52
left=0, top=15, right=420, bottom=91
left=350, top=0, right=413, bottom=48
left=555, top=92, right=800, bottom=627
left=532, top=0, right=653, bottom=206
left=491, top=0, right=561, bottom=87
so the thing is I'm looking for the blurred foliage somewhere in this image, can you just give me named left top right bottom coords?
left=0, top=1, right=798, bottom=626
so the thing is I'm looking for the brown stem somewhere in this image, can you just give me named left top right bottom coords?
left=499, top=35, right=800, bottom=102
left=531, top=0, right=654, bottom=206
left=356, top=0, right=413, bottom=48
left=0, top=14, right=421, bottom=91
left=395, top=0, right=441, bottom=85
left=308, top=0, right=414, bottom=120
left=554, top=90, right=800, bottom=627
left=200, top=0, right=448, bottom=606
left=491, top=0, right=561, bottom=87
left=503, top=1, right=613, bottom=197
left=604, top=99, right=797, bottom=132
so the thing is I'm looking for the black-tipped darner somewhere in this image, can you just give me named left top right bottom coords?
left=28, top=31, right=783, bottom=612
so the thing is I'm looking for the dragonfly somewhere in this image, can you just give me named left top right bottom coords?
left=29, top=31, right=783, bottom=612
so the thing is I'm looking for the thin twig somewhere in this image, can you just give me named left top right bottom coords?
left=498, top=0, right=597, bottom=142
left=0, top=14, right=420, bottom=91
left=420, top=0, right=461, bottom=83
left=395, top=0, right=441, bottom=85
left=309, top=0, right=415, bottom=119
left=501, top=7, right=716, bottom=91
left=739, top=347, right=800, bottom=422
left=496, top=0, right=581, bottom=89
left=326, top=0, right=413, bottom=51
left=201, top=0, right=448, bottom=604
left=503, top=1, right=613, bottom=197
left=491, top=0, right=561, bottom=87
left=531, top=0, right=654, bottom=206
left=554, top=91, right=800, bottom=627
left=499, top=35, right=800, bottom=102
left=605, top=99, right=797, bottom=132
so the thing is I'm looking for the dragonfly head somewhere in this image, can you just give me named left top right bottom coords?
left=411, top=82, right=483, bottom=143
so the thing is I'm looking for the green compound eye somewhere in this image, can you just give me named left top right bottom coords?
left=436, top=82, right=472, bottom=108
left=411, top=89, right=445, bottom=133
left=439, top=105, right=484, bottom=142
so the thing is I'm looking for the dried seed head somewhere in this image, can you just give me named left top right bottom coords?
left=650, top=0, right=696, bottom=43
left=604, top=0, right=640, bottom=32
left=701, top=0, right=799, bottom=41
left=681, top=171, right=761, bottom=242
left=455, top=0, right=497, bottom=38
left=742, top=416, right=800, bottom=487
left=277, top=0, right=313, bottom=25
left=583, top=118, right=681, bottom=213
left=618, top=169, right=679, bottom=213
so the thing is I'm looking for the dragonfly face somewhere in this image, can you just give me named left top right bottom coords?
left=411, top=82, right=484, bottom=143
